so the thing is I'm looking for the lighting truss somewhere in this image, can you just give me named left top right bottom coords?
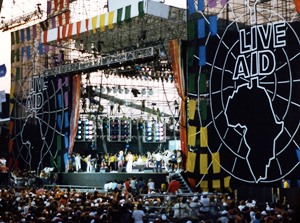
left=43, top=47, right=155, bottom=77
left=0, top=9, right=43, bottom=31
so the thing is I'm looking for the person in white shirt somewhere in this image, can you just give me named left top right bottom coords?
left=74, top=153, right=82, bottom=172
left=118, top=150, right=124, bottom=171
left=84, top=155, right=92, bottom=172
left=163, top=150, right=171, bottom=172
left=154, top=152, right=163, bottom=173
left=176, top=150, right=183, bottom=172
left=147, top=178, right=155, bottom=193
left=173, top=197, right=191, bottom=219
left=126, top=152, right=133, bottom=173
left=132, top=203, right=145, bottom=223
left=200, top=193, right=210, bottom=213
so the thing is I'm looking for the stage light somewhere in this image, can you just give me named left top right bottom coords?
left=148, top=88, right=153, bottom=95
left=107, top=87, right=112, bottom=93
left=76, top=118, right=95, bottom=141
left=143, top=120, right=166, bottom=142
left=101, top=86, right=106, bottom=94
left=108, top=118, right=132, bottom=142
left=131, top=88, right=140, bottom=97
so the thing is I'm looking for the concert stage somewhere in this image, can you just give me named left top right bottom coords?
left=57, top=171, right=169, bottom=190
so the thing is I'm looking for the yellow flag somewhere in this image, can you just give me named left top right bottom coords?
left=200, top=153, right=208, bottom=174
left=200, top=126, right=208, bottom=147
left=188, top=125, right=197, bottom=147
left=188, top=99, right=196, bottom=120
left=186, top=151, right=196, bottom=172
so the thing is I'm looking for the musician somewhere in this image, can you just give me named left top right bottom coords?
left=176, top=150, right=183, bottom=172
left=145, top=151, right=153, bottom=168
left=163, top=150, right=171, bottom=172
left=117, top=150, right=124, bottom=171
left=39, top=170, right=49, bottom=185
left=100, top=154, right=108, bottom=169
left=125, top=151, right=133, bottom=173
left=84, top=154, right=92, bottom=172
left=75, top=153, right=82, bottom=172
left=109, top=153, right=117, bottom=171
left=169, top=150, right=177, bottom=172
left=154, top=151, right=163, bottom=173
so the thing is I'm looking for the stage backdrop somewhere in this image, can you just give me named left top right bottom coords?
left=185, top=0, right=300, bottom=191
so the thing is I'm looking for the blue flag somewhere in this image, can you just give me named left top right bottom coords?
left=0, top=64, right=7, bottom=78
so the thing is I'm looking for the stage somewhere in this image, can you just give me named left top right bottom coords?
left=57, top=171, right=169, bottom=190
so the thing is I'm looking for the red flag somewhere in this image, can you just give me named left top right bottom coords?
left=294, top=0, right=300, bottom=13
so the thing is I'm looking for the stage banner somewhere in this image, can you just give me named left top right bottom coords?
left=185, top=0, right=300, bottom=188
left=68, top=75, right=81, bottom=155
left=186, top=151, right=196, bottom=172
left=0, top=31, right=11, bottom=122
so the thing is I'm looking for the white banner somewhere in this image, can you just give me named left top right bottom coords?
left=0, top=31, right=11, bottom=94
left=0, top=31, right=11, bottom=121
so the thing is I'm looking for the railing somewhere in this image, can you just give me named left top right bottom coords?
left=43, top=47, right=155, bottom=77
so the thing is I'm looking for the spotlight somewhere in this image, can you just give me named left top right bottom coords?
left=141, top=88, right=146, bottom=95
left=148, top=88, right=153, bottom=95
left=131, top=88, right=140, bottom=97
left=113, top=87, right=118, bottom=94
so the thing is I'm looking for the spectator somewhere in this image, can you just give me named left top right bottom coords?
left=173, top=197, right=191, bottom=219
left=132, top=203, right=145, bottom=223
left=167, top=175, right=180, bottom=194
left=147, top=178, right=155, bottom=193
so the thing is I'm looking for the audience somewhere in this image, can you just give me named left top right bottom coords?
left=0, top=173, right=296, bottom=223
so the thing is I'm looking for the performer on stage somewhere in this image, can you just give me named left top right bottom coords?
left=176, top=150, right=183, bottom=172
left=109, top=153, right=117, bottom=171
left=163, top=150, right=171, bottom=172
left=75, top=153, right=82, bottom=172
left=117, top=150, right=124, bottom=171
left=84, top=154, right=92, bottom=172
left=169, top=150, right=177, bottom=172
left=125, top=151, right=133, bottom=173
left=154, top=151, right=163, bottom=173
left=145, top=151, right=153, bottom=168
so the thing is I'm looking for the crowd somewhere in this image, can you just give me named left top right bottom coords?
left=0, top=172, right=298, bottom=223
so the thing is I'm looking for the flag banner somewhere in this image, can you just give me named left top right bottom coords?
left=0, top=64, right=7, bottom=78
left=212, top=152, right=221, bottom=173
left=92, top=16, right=97, bottom=33
left=188, top=125, right=197, bottom=147
left=209, top=15, right=218, bottom=36
left=188, top=0, right=196, bottom=14
left=200, top=153, right=208, bottom=174
left=186, top=151, right=196, bottom=172
left=198, top=0, right=204, bottom=11
left=212, top=179, right=221, bottom=189
left=108, top=12, right=114, bottom=29
left=188, top=99, right=197, bottom=120
left=200, top=126, right=208, bottom=147
left=100, top=14, right=106, bottom=32
left=198, top=19, right=205, bottom=39
left=208, top=0, right=217, bottom=8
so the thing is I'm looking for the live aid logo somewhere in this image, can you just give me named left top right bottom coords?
left=233, top=21, right=286, bottom=80
left=26, top=76, right=48, bottom=115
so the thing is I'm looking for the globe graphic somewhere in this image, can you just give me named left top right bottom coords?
left=204, top=5, right=300, bottom=183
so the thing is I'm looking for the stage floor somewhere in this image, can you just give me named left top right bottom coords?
left=58, top=172, right=169, bottom=190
